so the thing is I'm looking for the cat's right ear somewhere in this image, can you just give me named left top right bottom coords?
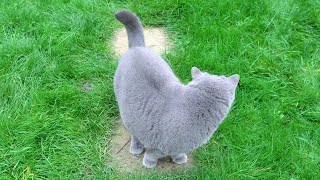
left=229, top=74, right=240, bottom=85
left=191, top=67, right=202, bottom=79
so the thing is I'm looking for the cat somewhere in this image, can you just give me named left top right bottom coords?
left=114, top=10, right=240, bottom=168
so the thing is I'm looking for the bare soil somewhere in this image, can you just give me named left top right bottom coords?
left=111, top=27, right=173, bottom=57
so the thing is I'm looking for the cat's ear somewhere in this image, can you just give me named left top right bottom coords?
left=191, top=67, right=202, bottom=79
left=229, top=74, right=240, bottom=85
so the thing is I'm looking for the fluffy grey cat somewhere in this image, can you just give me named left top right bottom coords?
left=114, top=10, right=240, bottom=168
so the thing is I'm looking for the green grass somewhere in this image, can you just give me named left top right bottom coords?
left=0, top=0, right=319, bottom=179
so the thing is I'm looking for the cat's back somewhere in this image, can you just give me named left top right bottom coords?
left=115, top=47, right=178, bottom=96
left=114, top=47, right=178, bottom=110
left=114, top=47, right=180, bottom=145
left=118, top=47, right=170, bottom=73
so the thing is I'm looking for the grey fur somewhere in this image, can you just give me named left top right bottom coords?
left=115, top=10, right=145, bottom=48
left=114, top=10, right=240, bottom=168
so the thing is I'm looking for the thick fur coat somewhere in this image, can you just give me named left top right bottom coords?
left=114, top=10, right=240, bottom=168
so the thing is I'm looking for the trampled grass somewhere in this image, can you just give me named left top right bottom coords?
left=0, top=0, right=319, bottom=179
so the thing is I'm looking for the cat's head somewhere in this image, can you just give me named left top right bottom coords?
left=189, top=67, right=240, bottom=105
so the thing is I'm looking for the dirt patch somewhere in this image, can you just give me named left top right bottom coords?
left=111, top=27, right=173, bottom=57
left=80, top=80, right=92, bottom=92
left=109, top=120, right=194, bottom=173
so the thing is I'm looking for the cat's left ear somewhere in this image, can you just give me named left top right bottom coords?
left=191, top=67, right=202, bottom=79
left=229, top=74, right=240, bottom=85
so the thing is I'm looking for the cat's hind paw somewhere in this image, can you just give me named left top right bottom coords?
left=171, top=153, right=188, bottom=164
left=143, top=156, right=157, bottom=168
left=129, top=136, right=144, bottom=155
left=129, top=146, right=144, bottom=155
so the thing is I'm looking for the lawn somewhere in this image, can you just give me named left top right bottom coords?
left=0, top=0, right=319, bottom=179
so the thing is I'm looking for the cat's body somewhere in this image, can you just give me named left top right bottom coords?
left=114, top=10, right=240, bottom=168
left=115, top=47, right=224, bottom=154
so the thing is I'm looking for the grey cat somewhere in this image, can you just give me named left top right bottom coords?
left=114, top=10, right=240, bottom=168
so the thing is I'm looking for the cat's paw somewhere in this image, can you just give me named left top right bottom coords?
left=171, top=153, right=188, bottom=164
left=129, top=145, right=144, bottom=155
left=143, top=156, right=157, bottom=168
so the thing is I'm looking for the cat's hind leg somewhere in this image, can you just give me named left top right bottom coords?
left=129, top=135, right=144, bottom=155
left=143, top=149, right=165, bottom=168
left=171, top=153, right=188, bottom=164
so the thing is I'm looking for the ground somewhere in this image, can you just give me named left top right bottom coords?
left=0, top=0, right=319, bottom=179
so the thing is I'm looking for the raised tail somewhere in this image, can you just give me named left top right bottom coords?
left=115, top=10, right=145, bottom=48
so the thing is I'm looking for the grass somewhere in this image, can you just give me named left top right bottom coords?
left=0, top=0, right=319, bottom=179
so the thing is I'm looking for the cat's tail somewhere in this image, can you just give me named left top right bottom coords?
left=115, top=10, right=145, bottom=48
